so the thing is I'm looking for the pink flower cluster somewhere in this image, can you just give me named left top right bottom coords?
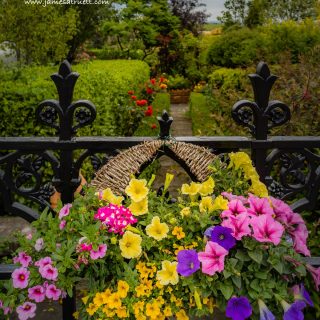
left=0, top=299, right=11, bottom=316
left=219, top=194, right=310, bottom=255
left=94, top=204, right=137, bottom=235
left=11, top=254, right=62, bottom=320
left=76, top=239, right=107, bottom=264
left=58, top=203, right=72, bottom=230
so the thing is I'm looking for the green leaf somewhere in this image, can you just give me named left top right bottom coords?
left=248, top=250, right=263, bottom=264
left=218, top=282, right=234, bottom=300
left=231, top=276, right=242, bottom=289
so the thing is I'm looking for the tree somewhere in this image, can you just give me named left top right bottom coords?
left=169, top=0, right=210, bottom=35
left=0, top=0, right=78, bottom=65
left=245, top=0, right=266, bottom=28
left=218, top=0, right=248, bottom=27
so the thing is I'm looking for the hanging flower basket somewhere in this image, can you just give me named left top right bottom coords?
left=0, top=142, right=318, bottom=320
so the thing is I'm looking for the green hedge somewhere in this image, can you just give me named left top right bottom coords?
left=0, top=60, right=150, bottom=137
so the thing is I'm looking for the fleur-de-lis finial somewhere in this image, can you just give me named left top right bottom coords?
left=157, top=110, right=173, bottom=139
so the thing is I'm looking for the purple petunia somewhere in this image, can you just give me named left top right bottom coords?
left=283, top=300, right=306, bottom=320
left=300, top=284, right=314, bottom=307
left=226, top=296, right=252, bottom=320
left=258, top=299, right=275, bottom=320
left=177, top=249, right=200, bottom=277
left=210, top=226, right=236, bottom=251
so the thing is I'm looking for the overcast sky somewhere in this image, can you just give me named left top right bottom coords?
left=201, top=0, right=225, bottom=21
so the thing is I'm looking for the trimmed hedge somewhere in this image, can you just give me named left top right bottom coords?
left=0, top=60, right=150, bottom=137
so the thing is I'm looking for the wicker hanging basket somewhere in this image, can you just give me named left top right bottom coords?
left=91, top=140, right=216, bottom=195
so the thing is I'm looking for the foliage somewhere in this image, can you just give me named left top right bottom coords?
left=0, top=60, right=150, bottom=137
left=0, top=0, right=78, bottom=65
left=207, top=20, right=320, bottom=68
left=168, top=75, right=191, bottom=90
left=169, top=0, right=210, bottom=35
left=0, top=152, right=318, bottom=319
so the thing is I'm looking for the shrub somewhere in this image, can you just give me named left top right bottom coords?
left=0, top=60, right=150, bottom=137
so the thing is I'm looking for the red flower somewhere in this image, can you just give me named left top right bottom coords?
left=150, top=78, right=156, bottom=85
left=146, top=87, right=153, bottom=95
left=145, top=106, right=153, bottom=117
left=136, top=99, right=148, bottom=107
left=151, top=123, right=157, bottom=129
left=131, top=95, right=137, bottom=100
left=160, top=77, right=165, bottom=83
left=128, top=90, right=134, bottom=95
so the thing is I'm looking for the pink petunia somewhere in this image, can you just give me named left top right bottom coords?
left=80, top=243, right=93, bottom=252
left=13, top=252, right=32, bottom=268
left=270, top=197, right=293, bottom=220
left=247, top=195, right=274, bottom=216
left=222, top=213, right=251, bottom=240
left=12, top=267, right=30, bottom=289
left=34, top=238, right=44, bottom=252
left=198, top=241, right=228, bottom=275
left=90, top=244, right=107, bottom=260
left=291, top=224, right=310, bottom=256
left=306, top=265, right=320, bottom=291
left=16, top=302, right=36, bottom=320
left=39, top=264, right=58, bottom=281
left=45, top=284, right=61, bottom=301
left=221, top=200, right=247, bottom=218
left=251, top=214, right=284, bottom=245
left=28, top=285, right=46, bottom=303
left=58, top=203, right=72, bottom=220
left=35, top=257, right=52, bottom=269
left=59, top=220, right=66, bottom=230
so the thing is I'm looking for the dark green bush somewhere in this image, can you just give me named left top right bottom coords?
left=0, top=60, right=150, bottom=137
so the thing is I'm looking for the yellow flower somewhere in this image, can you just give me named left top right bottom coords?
left=172, top=226, right=185, bottom=240
left=72, top=311, right=79, bottom=319
left=108, top=293, right=122, bottom=309
left=119, top=231, right=142, bottom=259
left=142, top=279, right=153, bottom=290
left=102, top=306, right=115, bottom=318
left=176, top=309, right=189, bottom=320
left=135, top=284, right=147, bottom=297
left=164, top=173, right=174, bottom=192
left=86, top=303, right=98, bottom=316
left=82, top=295, right=89, bottom=305
left=146, top=301, right=161, bottom=319
left=156, top=296, right=165, bottom=305
left=212, top=195, right=229, bottom=211
left=199, top=176, right=215, bottom=196
left=133, top=301, right=144, bottom=313
left=93, top=292, right=105, bottom=307
left=243, top=165, right=260, bottom=181
left=156, top=260, right=179, bottom=285
left=181, top=182, right=201, bottom=196
left=117, top=306, right=128, bottom=318
left=180, top=207, right=191, bottom=217
left=117, top=280, right=129, bottom=298
left=136, top=261, right=146, bottom=272
left=125, top=178, right=148, bottom=202
left=155, top=281, right=164, bottom=289
left=250, top=178, right=268, bottom=197
left=104, top=188, right=124, bottom=205
left=164, top=306, right=173, bottom=317
left=199, top=196, right=215, bottom=213
left=146, top=216, right=169, bottom=241
left=136, top=314, right=147, bottom=320
left=101, top=288, right=112, bottom=304
left=160, top=83, right=167, bottom=89
left=229, top=152, right=252, bottom=170
left=129, top=198, right=148, bottom=216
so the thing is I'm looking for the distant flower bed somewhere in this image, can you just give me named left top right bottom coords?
left=0, top=152, right=319, bottom=320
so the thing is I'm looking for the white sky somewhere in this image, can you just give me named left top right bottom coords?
left=201, top=0, right=225, bottom=21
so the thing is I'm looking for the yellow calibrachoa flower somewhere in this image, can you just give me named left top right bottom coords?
left=82, top=296, right=89, bottom=305
left=101, top=288, right=112, bottom=303
left=119, top=231, right=142, bottom=259
left=125, top=178, right=148, bottom=202
left=164, top=173, right=174, bottom=192
left=136, top=314, right=147, bottom=320
left=172, top=226, right=185, bottom=240
left=146, top=301, right=161, bottom=319
left=156, top=261, right=179, bottom=285
left=102, top=306, right=115, bottom=318
left=129, top=197, right=148, bottom=216
left=180, top=207, right=191, bottom=217
left=199, top=196, right=215, bottom=213
left=117, top=280, right=129, bottom=298
left=86, top=303, right=98, bottom=316
left=228, top=152, right=252, bottom=170
left=133, top=301, right=144, bottom=313
left=93, top=292, right=105, bottom=307
left=72, top=311, right=79, bottom=319
left=176, top=309, right=189, bottom=320
left=199, top=176, right=215, bottom=196
left=116, top=306, right=128, bottom=318
left=146, top=216, right=169, bottom=241
left=108, top=293, right=122, bottom=309
left=212, top=195, right=229, bottom=211
left=181, top=182, right=201, bottom=196
left=164, top=305, right=173, bottom=317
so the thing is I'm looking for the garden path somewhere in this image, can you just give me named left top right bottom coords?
left=153, top=103, right=193, bottom=196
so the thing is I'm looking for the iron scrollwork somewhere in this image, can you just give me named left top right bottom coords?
left=232, top=62, right=291, bottom=139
